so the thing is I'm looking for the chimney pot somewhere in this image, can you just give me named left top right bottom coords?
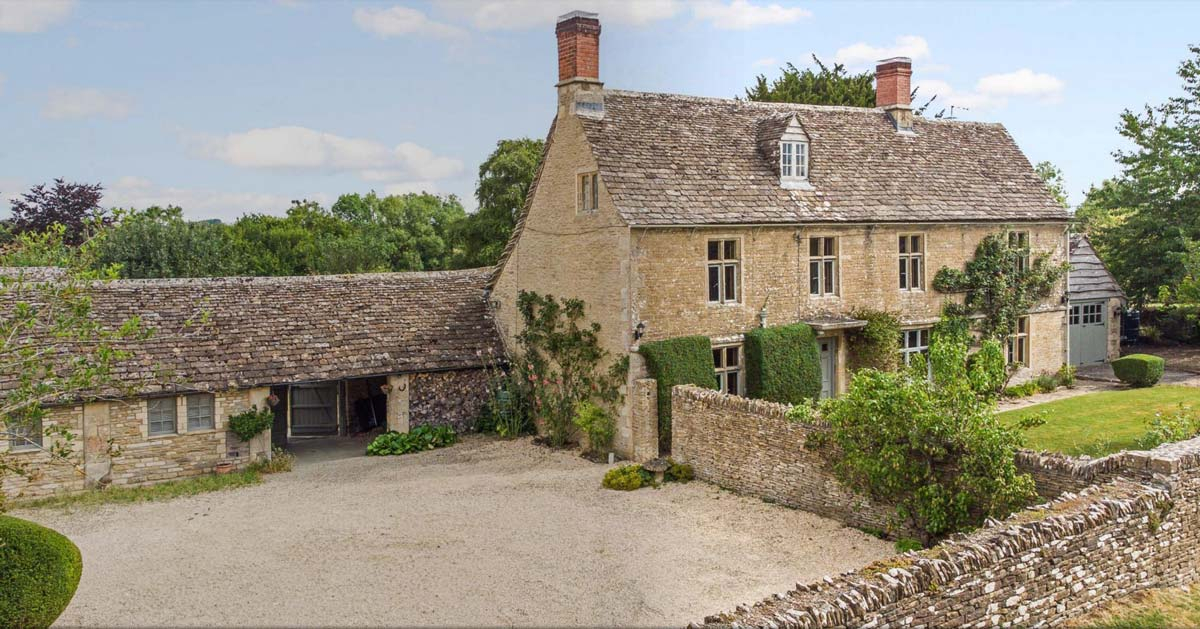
left=556, top=10, right=601, bottom=84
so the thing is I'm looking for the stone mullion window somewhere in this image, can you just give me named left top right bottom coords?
left=186, top=393, right=216, bottom=432
left=1009, top=231, right=1030, bottom=273
left=707, top=239, right=740, bottom=304
left=1007, top=316, right=1030, bottom=367
left=899, top=328, right=930, bottom=366
left=898, top=234, right=924, bottom=291
left=712, top=344, right=743, bottom=396
left=808, top=236, right=838, bottom=297
left=577, top=172, right=599, bottom=213
left=148, top=397, right=178, bottom=436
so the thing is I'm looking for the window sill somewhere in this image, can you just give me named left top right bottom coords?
left=781, top=179, right=814, bottom=191
left=899, top=288, right=926, bottom=294
left=706, top=301, right=743, bottom=308
left=808, top=293, right=840, bottom=300
left=4, top=447, right=44, bottom=456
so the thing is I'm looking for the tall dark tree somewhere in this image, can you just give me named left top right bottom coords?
left=1079, top=45, right=1200, bottom=305
left=452, top=138, right=545, bottom=268
left=8, top=179, right=109, bottom=245
left=745, top=56, right=876, bottom=107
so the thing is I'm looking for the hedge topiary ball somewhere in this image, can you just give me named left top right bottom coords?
left=0, top=515, right=83, bottom=629
left=1111, top=354, right=1166, bottom=388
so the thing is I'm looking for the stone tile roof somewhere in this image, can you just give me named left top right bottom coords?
left=578, top=90, right=1070, bottom=225
left=3, top=269, right=501, bottom=397
left=1069, top=234, right=1125, bottom=302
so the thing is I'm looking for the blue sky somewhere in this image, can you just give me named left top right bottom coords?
left=0, top=0, right=1196, bottom=221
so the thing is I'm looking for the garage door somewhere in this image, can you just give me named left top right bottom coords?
left=290, top=384, right=339, bottom=436
left=1070, top=301, right=1108, bottom=365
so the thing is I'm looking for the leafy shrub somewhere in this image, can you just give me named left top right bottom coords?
left=1141, top=305, right=1200, bottom=344
left=0, top=515, right=83, bottom=629
left=1140, top=404, right=1200, bottom=449
left=1033, top=372, right=1060, bottom=394
left=744, top=323, right=821, bottom=404
left=665, top=458, right=694, bottom=482
left=846, top=309, right=901, bottom=372
left=639, top=335, right=717, bottom=452
left=365, top=425, right=457, bottom=456
left=785, top=398, right=819, bottom=424
left=248, top=446, right=294, bottom=474
left=1112, top=354, right=1166, bottom=387
left=573, top=400, right=615, bottom=456
left=227, top=405, right=273, bottom=442
left=1003, top=381, right=1039, bottom=398
left=816, top=331, right=1037, bottom=543
left=894, top=537, right=923, bottom=553
left=602, top=465, right=648, bottom=491
left=967, top=339, right=1008, bottom=397
left=1057, top=363, right=1077, bottom=388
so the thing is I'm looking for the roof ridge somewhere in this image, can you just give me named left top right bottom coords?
left=90, top=267, right=493, bottom=288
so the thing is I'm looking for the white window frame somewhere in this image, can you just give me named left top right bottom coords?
left=713, top=343, right=743, bottom=397
left=1007, top=316, right=1030, bottom=367
left=186, top=393, right=216, bottom=432
left=707, top=239, right=741, bottom=305
left=7, top=415, right=42, bottom=452
left=808, top=236, right=839, bottom=297
left=899, top=328, right=931, bottom=366
left=577, top=171, right=599, bottom=213
left=899, top=234, right=924, bottom=291
left=780, top=140, right=809, bottom=182
left=1009, top=231, right=1030, bottom=274
left=148, top=396, right=178, bottom=436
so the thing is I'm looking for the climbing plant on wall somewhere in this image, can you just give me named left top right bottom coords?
left=845, top=308, right=902, bottom=373
left=932, top=232, right=1067, bottom=339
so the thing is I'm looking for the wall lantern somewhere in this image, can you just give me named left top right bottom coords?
left=634, top=321, right=646, bottom=341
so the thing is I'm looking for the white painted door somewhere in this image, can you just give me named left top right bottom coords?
left=819, top=338, right=837, bottom=399
left=1070, top=301, right=1109, bottom=365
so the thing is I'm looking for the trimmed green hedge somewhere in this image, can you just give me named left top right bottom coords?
left=0, top=515, right=83, bottom=629
left=639, top=335, right=716, bottom=451
left=745, top=323, right=821, bottom=404
left=1111, top=354, right=1165, bottom=388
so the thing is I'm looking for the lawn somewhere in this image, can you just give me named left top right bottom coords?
left=15, top=469, right=263, bottom=511
left=998, top=385, right=1200, bottom=457
left=1069, top=587, right=1200, bottom=628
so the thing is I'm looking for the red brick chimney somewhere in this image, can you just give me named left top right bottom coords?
left=876, top=57, right=914, bottom=133
left=555, top=11, right=604, bottom=119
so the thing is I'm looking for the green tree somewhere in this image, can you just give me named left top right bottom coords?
left=746, top=56, right=875, bottom=106
left=453, top=138, right=545, bottom=268
left=1079, top=45, right=1200, bottom=305
left=94, top=207, right=243, bottom=279
left=1034, top=161, right=1070, bottom=209
left=333, top=191, right=466, bottom=272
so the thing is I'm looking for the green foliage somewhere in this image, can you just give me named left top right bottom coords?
left=602, top=465, right=648, bottom=491
left=1004, top=381, right=1040, bottom=398
left=573, top=400, right=615, bottom=456
left=511, top=292, right=627, bottom=448
left=744, top=323, right=821, bottom=404
left=365, top=425, right=457, bottom=456
left=226, top=405, right=273, bottom=442
left=816, top=335, right=1037, bottom=543
left=785, top=398, right=820, bottom=424
left=894, top=537, right=924, bottom=553
left=846, top=308, right=901, bottom=372
left=93, top=206, right=243, bottom=278
left=477, top=353, right=530, bottom=438
left=639, top=335, right=716, bottom=452
left=1057, top=363, right=1077, bottom=388
left=1033, top=372, right=1060, bottom=393
left=665, top=458, right=694, bottom=482
left=745, top=55, right=876, bottom=106
left=933, top=232, right=1068, bottom=339
left=1140, top=404, right=1200, bottom=449
left=1140, top=305, right=1200, bottom=344
left=1112, top=354, right=1166, bottom=387
left=1034, top=161, right=1070, bottom=209
left=248, top=447, right=295, bottom=474
left=16, top=470, right=261, bottom=510
left=452, top=138, right=546, bottom=268
left=968, top=339, right=1008, bottom=397
left=1078, top=46, right=1200, bottom=306
left=0, top=515, right=82, bottom=629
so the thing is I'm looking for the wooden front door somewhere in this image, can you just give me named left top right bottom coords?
left=289, top=384, right=339, bottom=436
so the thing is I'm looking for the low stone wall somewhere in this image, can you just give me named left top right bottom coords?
left=410, top=368, right=489, bottom=432
left=1016, top=449, right=1132, bottom=499
left=670, top=385, right=898, bottom=534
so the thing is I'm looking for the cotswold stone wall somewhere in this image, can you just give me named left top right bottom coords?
left=410, top=369, right=490, bottom=432
left=674, top=384, right=1200, bottom=628
left=670, top=385, right=898, bottom=534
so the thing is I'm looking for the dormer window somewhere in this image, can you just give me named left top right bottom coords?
left=780, top=140, right=808, bottom=180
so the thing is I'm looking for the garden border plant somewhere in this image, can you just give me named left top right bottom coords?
left=0, top=515, right=83, bottom=629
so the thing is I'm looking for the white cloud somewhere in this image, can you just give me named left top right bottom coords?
left=106, top=176, right=332, bottom=222
left=190, top=126, right=464, bottom=185
left=353, top=5, right=466, bottom=40
left=432, top=0, right=683, bottom=31
left=0, top=0, right=75, bottom=33
left=691, top=0, right=810, bottom=30
left=834, top=35, right=930, bottom=68
left=976, top=68, right=1064, bottom=102
left=42, top=87, right=135, bottom=120
left=752, top=57, right=778, bottom=68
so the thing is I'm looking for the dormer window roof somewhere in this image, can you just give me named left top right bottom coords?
left=778, top=116, right=812, bottom=190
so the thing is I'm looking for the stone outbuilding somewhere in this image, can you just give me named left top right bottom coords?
left=1, top=268, right=501, bottom=500
left=1067, top=233, right=1125, bottom=365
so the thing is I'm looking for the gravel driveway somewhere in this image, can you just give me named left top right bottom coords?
left=19, top=435, right=891, bottom=628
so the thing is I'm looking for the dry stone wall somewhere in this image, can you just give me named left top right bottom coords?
left=410, top=369, right=490, bottom=432
left=673, top=384, right=1200, bottom=628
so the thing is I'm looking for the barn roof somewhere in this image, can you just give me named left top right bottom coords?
left=1069, top=234, right=1126, bottom=303
left=577, top=90, right=1070, bottom=225
left=1, top=269, right=501, bottom=398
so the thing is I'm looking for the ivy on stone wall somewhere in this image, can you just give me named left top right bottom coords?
left=932, top=232, right=1067, bottom=339
left=846, top=309, right=902, bottom=373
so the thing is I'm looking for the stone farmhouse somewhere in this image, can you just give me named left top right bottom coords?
left=2, top=269, right=500, bottom=499
left=490, top=11, right=1121, bottom=459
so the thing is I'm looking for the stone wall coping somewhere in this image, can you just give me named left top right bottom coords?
left=672, top=385, right=829, bottom=429
left=697, top=479, right=1169, bottom=628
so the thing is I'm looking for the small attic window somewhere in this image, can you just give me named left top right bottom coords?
left=780, top=140, right=808, bottom=181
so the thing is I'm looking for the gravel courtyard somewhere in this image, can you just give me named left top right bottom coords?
left=20, top=435, right=891, bottom=628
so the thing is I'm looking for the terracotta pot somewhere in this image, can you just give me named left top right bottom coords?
left=214, top=462, right=236, bottom=475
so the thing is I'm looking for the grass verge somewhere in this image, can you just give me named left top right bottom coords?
left=1070, top=587, right=1200, bottom=628
left=998, top=385, right=1200, bottom=457
left=15, top=469, right=262, bottom=511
